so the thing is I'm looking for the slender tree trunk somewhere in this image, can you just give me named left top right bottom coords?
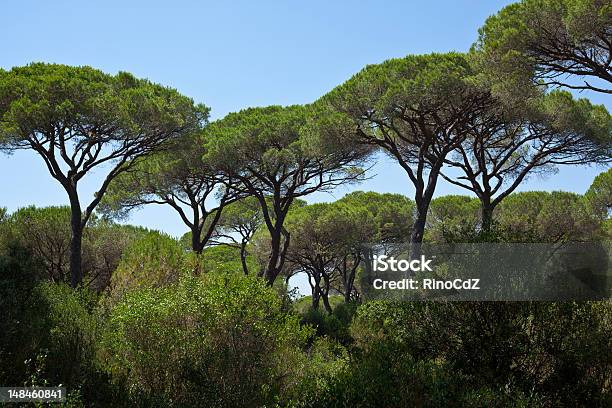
left=343, top=284, right=352, bottom=303
left=342, top=257, right=350, bottom=302
left=265, top=230, right=281, bottom=283
left=409, top=203, right=429, bottom=262
left=312, top=292, right=320, bottom=309
left=409, top=166, right=439, bottom=261
left=346, top=267, right=358, bottom=303
left=411, top=205, right=428, bottom=244
left=68, top=197, right=83, bottom=288
left=311, top=277, right=321, bottom=309
left=342, top=254, right=360, bottom=303
left=410, top=168, right=441, bottom=244
left=239, top=240, right=249, bottom=275
left=321, top=291, right=332, bottom=315
left=480, top=199, right=494, bottom=233
left=321, top=274, right=332, bottom=314
left=264, top=227, right=290, bottom=285
left=191, top=226, right=204, bottom=254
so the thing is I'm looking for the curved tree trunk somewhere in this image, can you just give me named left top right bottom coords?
left=264, top=227, right=290, bottom=285
left=321, top=274, right=333, bottom=314
left=409, top=166, right=440, bottom=261
left=321, top=291, right=332, bottom=315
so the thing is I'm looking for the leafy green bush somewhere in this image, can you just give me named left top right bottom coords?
left=25, top=283, right=98, bottom=386
left=0, top=241, right=42, bottom=384
left=1, top=206, right=147, bottom=291
left=84, top=221, right=151, bottom=292
left=284, top=337, right=349, bottom=407
left=298, top=300, right=358, bottom=345
left=102, top=273, right=311, bottom=407
left=0, top=281, right=119, bottom=405
left=108, top=231, right=188, bottom=301
left=426, top=195, right=481, bottom=243
left=6, top=205, right=73, bottom=282
left=496, top=191, right=599, bottom=242
left=348, top=300, right=611, bottom=407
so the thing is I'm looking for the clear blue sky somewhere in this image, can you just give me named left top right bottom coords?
left=1, top=0, right=610, bottom=239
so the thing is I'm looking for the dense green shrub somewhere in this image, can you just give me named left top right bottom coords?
left=284, top=337, right=350, bottom=407
left=0, top=242, right=41, bottom=384
left=348, top=301, right=611, bottom=407
left=298, top=300, right=358, bottom=345
left=84, top=221, right=151, bottom=292
left=25, top=283, right=98, bottom=387
left=4, top=206, right=72, bottom=282
left=101, top=273, right=312, bottom=407
left=585, top=168, right=612, bottom=222
left=0, top=279, right=116, bottom=405
left=1, top=206, right=147, bottom=291
left=307, top=350, right=545, bottom=408
left=426, top=195, right=481, bottom=242
left=108, top=231, right=189, bottom=301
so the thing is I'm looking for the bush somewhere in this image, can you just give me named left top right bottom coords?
left=6, top=206, right=73, bottom=282
left=298, top=300, right=358, bottom=345
left=101, top=273, right=312, bottom=407
left=0, top=242, right=42, bottom=384
left=1, top=206, right=147, bottom=291
left=25, top=283, right=98, bottom=386
left=496, top=191, right=599, bottom=242
left=199, top=244, right=258, bottom=275
left=347, top=300, right=612, bottom=407
left=84, top=221, right=150, bottom=292
left=108, top=231, right=188, bottom=301
left=0, top=281, right=118, bottom=405
left=284, top=337, right=349, bottom=407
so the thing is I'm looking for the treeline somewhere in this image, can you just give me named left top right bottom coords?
left=1, top=170, right=609, bottom=309
left=0, top=0, right=610, bottom=406
left=0, top=174, right=610, bottom=406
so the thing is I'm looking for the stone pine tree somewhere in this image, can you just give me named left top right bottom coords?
left=284, top=202, right=374, bottom=311
left=337, top=191, right=414, bottom=290
left=0, top=63, right=206, bottom=287
left=475, top=0, right=612, bottom=94
left=320, top=53, right=492, bottom=248
left=440, top=90, right=611, bottom=231
left=203, top=105, right=369, bottom=285
left=99, top=132, right=244, bottom=254
left=208, top=197, right=269, bottom=275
